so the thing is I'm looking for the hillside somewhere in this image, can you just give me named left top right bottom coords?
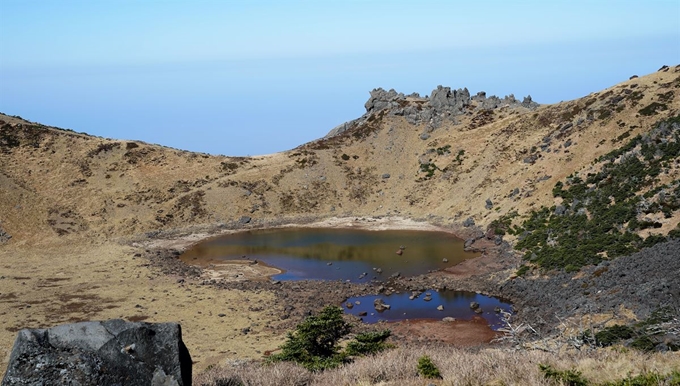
left=1, top=65, right=680, bottom=383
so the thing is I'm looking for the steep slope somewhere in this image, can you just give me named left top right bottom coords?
left=2, top=66, right=679, bottom=245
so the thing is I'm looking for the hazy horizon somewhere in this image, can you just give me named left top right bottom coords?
left=1, top=1, right=679, bottom=156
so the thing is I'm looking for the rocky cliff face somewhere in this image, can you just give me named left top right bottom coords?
left=327, top=85, right=539, bottom=138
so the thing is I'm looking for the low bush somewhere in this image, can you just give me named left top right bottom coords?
left=539, top=364, right=588, bottom=386
left=417, top=355, right=442, bottom=379
left=595, top=325, right=634, bottom=347
left=268, top=306, right=392, bottom=371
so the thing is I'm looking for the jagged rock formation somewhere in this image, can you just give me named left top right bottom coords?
left=327, top=85, right=539, bottom=138
left=2, top=320, right=192, bottom=386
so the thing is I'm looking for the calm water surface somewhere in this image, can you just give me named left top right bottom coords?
left=343, top=290, right=512, bottom=328
left=181, top=228, right=479, bottom=282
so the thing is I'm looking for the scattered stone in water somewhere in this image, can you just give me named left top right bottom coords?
left=327, top=262, right=333, bottom=266
left=399, top=245, right=406, bottom=250
left=437, top=305, right=444, bottom=311
left=391, top=272, right=401, bottom=278
left=494, top=306, right=502, bottom=313
left=442, top=258, right=448, bottom=263
left=474, top=308, right=483, bottom=314
left=470, top=301, right=480, bottom=310
left=358, top=311, right=367, bottom=316
left=423, top=295, right=432, bottom=302
left=442, top=317, right=456, bottom=322
left=376, top=268, right=382, bottom=274
left=373, top=298, right=391, bottom=312
left=396, top=249, right=403, bottom=255
left=355, top=301, right=360, bottom=305
left=346, top=302, right=353, bottom=309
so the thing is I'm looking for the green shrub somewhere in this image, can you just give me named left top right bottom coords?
left=639, top=102, right=668, bottom=116
left=436, top=144, right=451, bottom=155
left=419, top=161, right=438, bottom=178
left=514, top=115, right=680, bottom=271
left=601, top=371, right=674, bottom=386
left=630, top=336, right=657, bottom=352
left=539, top=364, right=589, bottom=386
left=417, top=355, right=442, bottom=379
left=268, top=306, right=393, bottom=371
left=595, top=325, right=635, bottom=347
left=345, top=330, right=392, bottom=356
left=516, top=265, right=530, bottom=276
left=268, top=306, right=351, bottom=371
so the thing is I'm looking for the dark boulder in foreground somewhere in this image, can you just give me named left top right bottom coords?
left=2, top=319, right=191, bottom=386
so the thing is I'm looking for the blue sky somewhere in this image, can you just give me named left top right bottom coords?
left=1, top=1, right=679, bottom=156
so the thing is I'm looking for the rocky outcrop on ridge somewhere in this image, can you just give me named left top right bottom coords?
left=326, top=85, right=539, bottom=138
left=2, top=319, right=192, bottom=386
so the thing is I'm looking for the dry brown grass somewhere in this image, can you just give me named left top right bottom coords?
left=195, top=346, right=680, bottom=386
left=2, top=68, right=680, bottom=384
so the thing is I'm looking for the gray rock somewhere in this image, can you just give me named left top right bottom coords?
left=2, top=319, right=191, bottom=386
left=485, top=198, right=494, bottom=210
left=462, top=217, right=475, bottom=227
left=382, top=173, right=391, bottom=179
left=430, top=85, right=470, bottom=115
left=419, top=133, right=431, bottom=140
left=0, top=226, right=11, bottom=243
left=364, top=88, right=403, bottom=113
left=373, top=298, right=390, bottom=312
left=325, top=119, right=357, bottom=137
left=522, top=95, right=539, bottom=108
left=239, top=216, right=251, bottom=224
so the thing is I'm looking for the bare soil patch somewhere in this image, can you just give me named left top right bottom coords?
left=388, top=317, right=499, bottom=346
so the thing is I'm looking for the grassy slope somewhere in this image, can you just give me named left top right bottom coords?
left=1, top=66, right=680, bottom=382
left=2, top=67, right=679, bottom=245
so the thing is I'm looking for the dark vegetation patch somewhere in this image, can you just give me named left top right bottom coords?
left=87, top=142, right=121, bottom=157
left=638, top=102, right=668, bottom=116
left=513, top=115, right=680, bottom=271
left=539, top=364, right=680, bottom=386
left=418, top=161, right=439, bottom=179
left=47, top=208, right=88, bottom=236
left=290, top=150, right=318, bottom=169
left=164, top=190, right=207, bottom=223
left=267, top=306, right=391, bottom=371
left=0, top=122, right=46, bottom=151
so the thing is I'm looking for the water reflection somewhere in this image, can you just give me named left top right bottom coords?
left=181, top=228, right=479, bottom=282
left=343, top=290, right=512, bottom=329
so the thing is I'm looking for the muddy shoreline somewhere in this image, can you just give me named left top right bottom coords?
left=137, top=216, right=517, bottom=346
left=139, top=214, right=680, bottom=343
